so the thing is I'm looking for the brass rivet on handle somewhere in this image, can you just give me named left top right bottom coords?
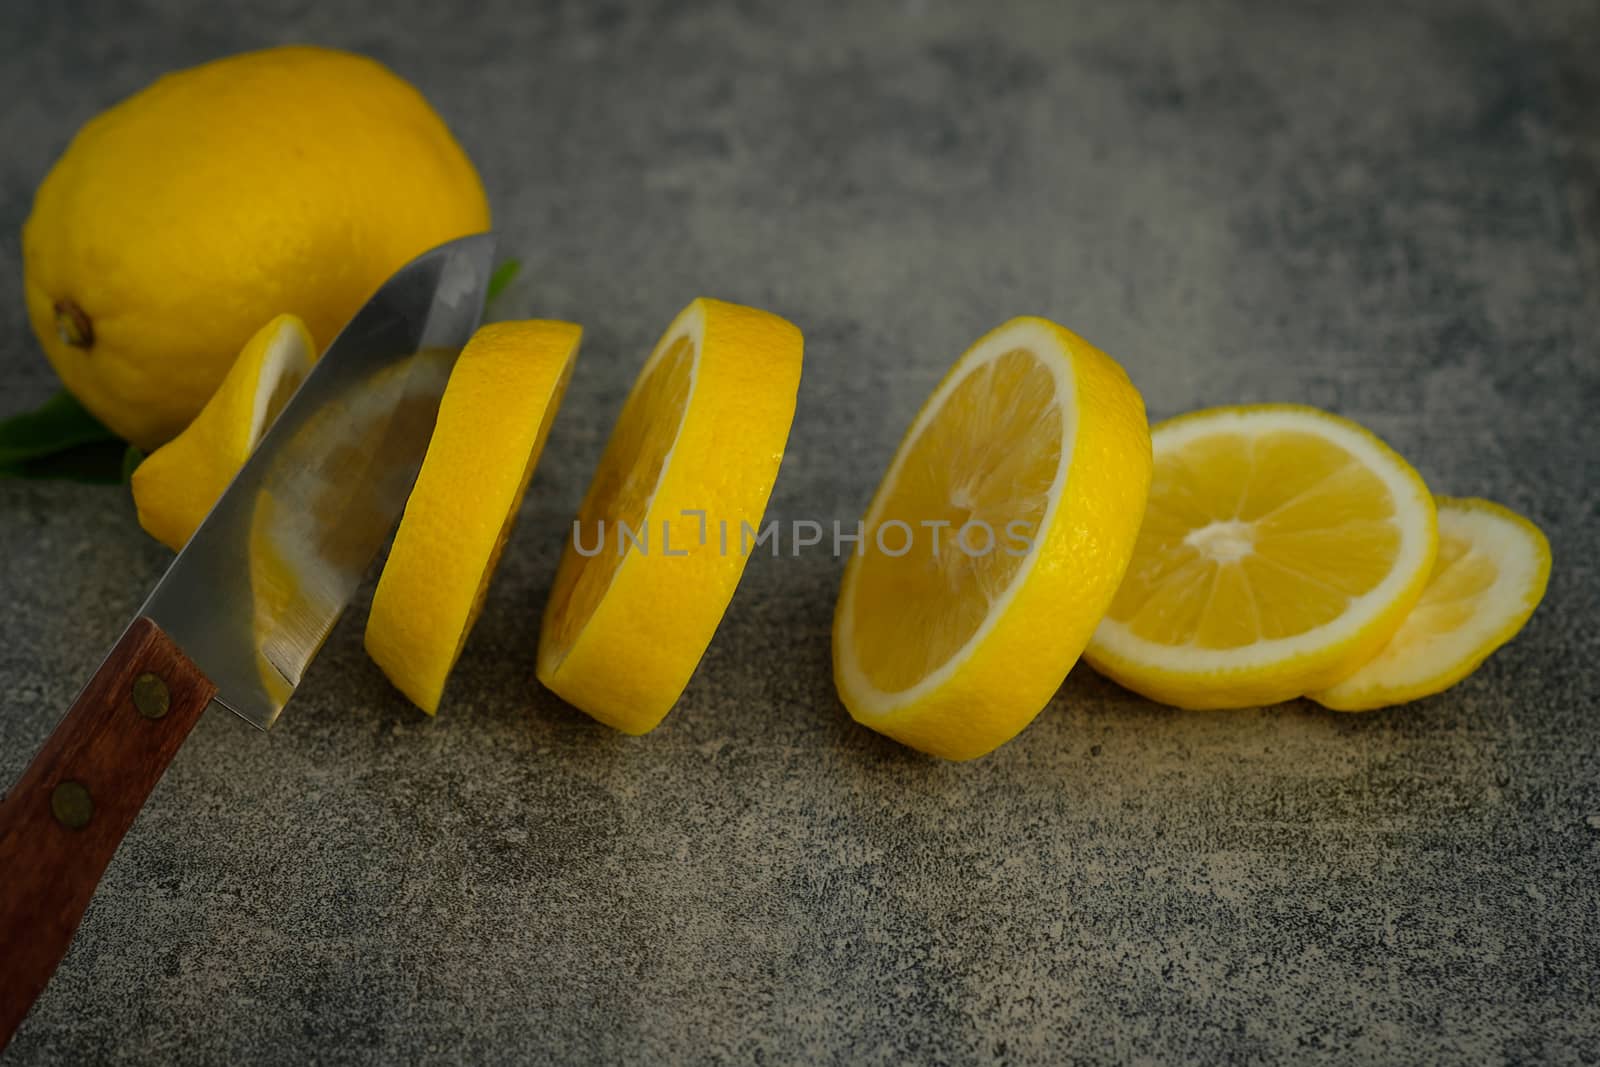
left=132, top=672, right=170, bottom=719
left=51, top=781, right=93, bottom=829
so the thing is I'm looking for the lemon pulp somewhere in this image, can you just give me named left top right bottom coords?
left=1311, top=497, right=1550, bottom=710
left=542, top=336, right=694, bottom=666
left=1110, top=427, right=1404, bottom=648
left=852, top=348, right=1063, bottom=692
left=833, top=316, right=1151, bottom=760
left=1087, top=404, right=1437, bottom=709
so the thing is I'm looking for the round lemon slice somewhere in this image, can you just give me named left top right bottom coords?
left=832, top=316, right=1152, bottom=760
left=1085, top=404, right=1438, bottom=709
left=537, top=298, right=803, bottom=734
left=1310, top=497, right=1550, bottom=711
left=132, top=313, right=313, bottom=550
left=366, top=320, right=582, bottom=714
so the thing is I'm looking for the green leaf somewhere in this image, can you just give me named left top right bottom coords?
left=0, top=438, right=133, bottom=485
left=486, top=258, right=522, bottom=305
left=121, top=444, right=146, bottom=484
left=0, top=389, right=120, bottom=467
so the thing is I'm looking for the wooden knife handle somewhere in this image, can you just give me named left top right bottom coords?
left=0, top=617, right=214, bottom=1049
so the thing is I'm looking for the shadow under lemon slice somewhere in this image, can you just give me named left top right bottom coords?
left=536, top=298, right=803, bottom=734
left=364, top=321, right=582, bottom=714
left=831, top=316, right=1151, bottom=761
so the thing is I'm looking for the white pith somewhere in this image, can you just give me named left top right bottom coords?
left=836, top=319, right=1077, bottom=718
left=246, top=321, right=313, bottom=446
left=1186, top=520, right=1255, bottom=564
left=1090, top=407, right=1436, bottom=675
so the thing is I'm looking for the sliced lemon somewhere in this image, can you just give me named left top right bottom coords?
left=131, top=313, right=313, bottom=550
left=365, top=321, right=582, bottom=714
left=1085, top=404, right=1438, bottom=709
left=1309, top=497, right=1550, bottom=711
left=537, top=298, right=802, bottom=734
left=832, top=317, right=1151, bottom=760
left=248, top=349, right=456, bottom=712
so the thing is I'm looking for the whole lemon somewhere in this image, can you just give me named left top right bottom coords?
left=22, top=46, right=490, bottom=449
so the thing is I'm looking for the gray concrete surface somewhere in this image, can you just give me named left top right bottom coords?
left=2, top=0, right=1597, bottom=1063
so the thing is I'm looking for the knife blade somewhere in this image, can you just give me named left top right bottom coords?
left=0, top=232, right=495, bottom=1047
left=144, top=232, right=494, bottom=728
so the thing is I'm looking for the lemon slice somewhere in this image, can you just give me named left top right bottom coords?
left=247, top=350, right=455, bottom=711
left=365, top=321, right=582, bottom=714
left=1085, top=404, right=1438, bottom=709
left=1310, top=497, right=1550, bottom=711
left=832, top=317, right=1151, bottom=760
left=537, top=298, right=802, bottom=734
left=131, top=313, right=313, bottom=550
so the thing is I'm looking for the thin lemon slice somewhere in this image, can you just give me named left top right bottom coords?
left=132, top=313, right=313, bottom=550
left=1086, top=404, right=1438, bottom=709
left=365, top=321, right=582, bottom=714
left=537, top=298, right=802, bottom=734
left=1310, top=497, right=1550, bottom=711
left=833, top=317, right=1152, bottom=760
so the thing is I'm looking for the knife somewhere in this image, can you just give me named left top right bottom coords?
left=0, top=232, right=495, bottom=1047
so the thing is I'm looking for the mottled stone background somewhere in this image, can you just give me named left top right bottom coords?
left=1, top=0, right=1596, bottom=1063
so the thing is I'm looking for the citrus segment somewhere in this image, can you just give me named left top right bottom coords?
left=537, top=299, right=802, bottom=734
left=365, top=321, right=581, bottom=714
left=1310, top=497, right=1550, bottom=711
left=1086, top=404, right=1438, bottom=709
left=833, top=317, right=1151, bottom=760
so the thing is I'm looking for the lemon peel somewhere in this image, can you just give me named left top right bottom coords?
left=537, top=299, right=802, bottom=735
left=366, top=321, right=582, bottom=715
left=132, top=313, right=312, bottom=551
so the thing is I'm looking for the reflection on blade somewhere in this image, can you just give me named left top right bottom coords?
left=248, top=348, right=454, bottom=702
left=141, top=234, right=495, bottom=729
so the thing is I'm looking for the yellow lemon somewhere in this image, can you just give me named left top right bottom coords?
left=23, top=45, right=489, bottom=449
left=365, top=321, right=582, bottom=715
left=1086, top=404, right=1438, bottom=709
left=131, top=313, right=313, bottom=551
left=1310, top=497, right=1550, bottom=711
left=833, top=317, right=1151, bottom=761
left=537, top=299, right=803, bottom=734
